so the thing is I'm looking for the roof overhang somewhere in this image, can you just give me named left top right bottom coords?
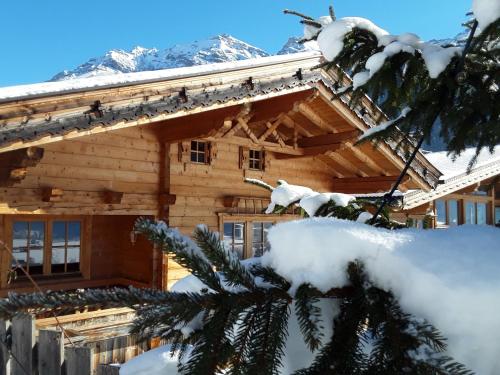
left=0, top=53, right=440, bottom=190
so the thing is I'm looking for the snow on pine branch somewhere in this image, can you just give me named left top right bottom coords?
left=472, top=0, right=500, bottom=30
left=308, top=16, right=463, bottom=80
left=124, top=218, right=500, bottom=374
left=245, top=178, right=360, bottom=219
left=358, top=106, right=411, bottom=141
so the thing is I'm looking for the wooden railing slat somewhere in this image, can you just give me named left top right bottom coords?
left=11, top=315, right=34, bottom=375
left=38, top=329, right=63, bottom=375
left=65, top=346, right=93, bottom=375
left=0, top=320, right=11, bottom=375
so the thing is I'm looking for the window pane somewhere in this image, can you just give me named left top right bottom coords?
left=12, top=222, right=28, bottom=249
left=252, top=243, right=264, bottom=257
left=52, top=221, right=66, bottom=247
left=51, top=247, right=65, bottom=273
left=68, top=222, right=81, bottom=246
left=252, top=222, right=263, bottom=243
left=496, top=207, right=500, bottom=225
left=477, top=203, right=487, bottom=225
left=234, top=223, right=245, bottom=242
left=233, top=245, right=244, bottom=259
left=465, top=201, right=475, bottom=224
left=67, top=247, right=81, bottom=272
left=435, top=200, right=446, bottom=225
left=29, top=248, right=44, bottom=275
left=448, top=200, right=458, bottom=226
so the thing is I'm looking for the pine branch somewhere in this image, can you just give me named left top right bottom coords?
left=294, top=284, right=324, bottom=351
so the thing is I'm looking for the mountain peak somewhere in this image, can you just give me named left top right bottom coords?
left=50, top=34, right=269, bottom=81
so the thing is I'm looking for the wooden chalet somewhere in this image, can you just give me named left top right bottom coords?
left=0, top=52, right=440, bottom=295
left=400, top=148, right=500, bottom=228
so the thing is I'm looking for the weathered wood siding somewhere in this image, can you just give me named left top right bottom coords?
left=0, top=127, right=160, bottom=216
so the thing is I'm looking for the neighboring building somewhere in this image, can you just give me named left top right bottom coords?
left=402, top=147, right=500, bottom=228
left=0, top=52, right=440, bottom=294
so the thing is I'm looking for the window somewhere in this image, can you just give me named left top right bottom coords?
left=223, top=222, right=245, bottom=259
left=436, top=200, right=446, bottom=225
left=495, top=207, right=500, bottom=226
left=190, top=141, right=209, bottom=164
left=477, top=202, right=487, bottom=225
left=249, top=149, right=264, bottom=171
left=465, top=201, right=488, bottom=225
left=435, top=199, right=458, bottom=226
left=448, top=199, right=458, bottom=226
left=11, top=218, right=83, bottom=278
left=51, top=221, right=81, bottom=273
left=12, top=221, right=45, bottom=275
left=252, top=222, right=272, bottom=257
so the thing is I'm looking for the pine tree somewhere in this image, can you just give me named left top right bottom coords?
left=286, top=4, right=499, bottom=166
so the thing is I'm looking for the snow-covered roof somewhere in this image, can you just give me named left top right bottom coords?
left=0, top=51, right=321, bottom=102
left=425, top=146, right=500, bottom=180
left=404, top=146, right=500, bottom=209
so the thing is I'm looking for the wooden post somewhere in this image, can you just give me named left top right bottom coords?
left=0, top=320, right=11, bottom=375
left=65, top=347, right=93, bottom=375
left=38, top=329, right=64, bottom=375
left=11, top=315, right=35, bottom=375
left=96, top=364, right=120, bottom=375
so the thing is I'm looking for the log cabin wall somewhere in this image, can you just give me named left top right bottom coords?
left=166, top=139, right=337, bottom=287
left=0, top=127, right=160, bottom=295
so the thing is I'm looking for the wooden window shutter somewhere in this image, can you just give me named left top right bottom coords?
left=239, top=146, right=249, bottom=169
left=262, top=150, right=269, bottom=171
left=178, top=141, right=190, bottom=163
left=207, top=142, right=217, bottom=164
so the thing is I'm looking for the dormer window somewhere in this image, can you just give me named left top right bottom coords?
left=249, top=149, right=264, bottom=171
left=190, top=141, right=209, bottom=164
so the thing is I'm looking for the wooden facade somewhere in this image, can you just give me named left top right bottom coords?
left=400, top=156, right=500, bottom=228
left=0, top=53, right=441, bottom=294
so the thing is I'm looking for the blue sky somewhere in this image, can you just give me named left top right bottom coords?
left=0, top=0, right=470, bottom=87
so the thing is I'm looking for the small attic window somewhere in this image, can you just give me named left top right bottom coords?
left=190, top=141, right=209, bottom=164
left=249, top=149, right=264, bottom=170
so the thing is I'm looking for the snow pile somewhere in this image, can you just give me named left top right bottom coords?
left=120, top=345, right=187, bottom=375
left=262, top=219, right=500, bottom=374
left=472, top=0, right=500, bottom=30
left=425, top=145, right=500, bottom=180
left=264, top=180, right=356, bottom=217
left=311, top=16, right=463, bottom=80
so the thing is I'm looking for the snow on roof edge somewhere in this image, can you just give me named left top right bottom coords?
left=0, top=51, right=322, bottom=102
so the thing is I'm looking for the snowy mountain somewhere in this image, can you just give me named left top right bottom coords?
left=50, top=34, right=270, bottom=81
left=277, top=37, right=319, bottom=55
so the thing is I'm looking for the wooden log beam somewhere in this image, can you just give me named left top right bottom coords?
left=0, top=146, right=44, bottom=187
left=102, top=190, right=124, bottom=204
left=274, top=142, right=345, bottom=159
left=297, top=130, right=360, bottom=148
left=295, top=102, right=338, bottom=133
left=237, top=118, right=260, bottom=144
left=41, top=187, right=64, bottom=202
left=332, top=175, right=411, bottom=193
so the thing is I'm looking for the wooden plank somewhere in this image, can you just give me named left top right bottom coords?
left=297, top=130, right=359, bottom=148
left=38, top=330, right=64, bottom=375
left=11, top=315, right=35, bottom=375
left=0, top=320, right=10, bottom=375
left=96, top=364, right=120, bottom=375
left=65, top=346, right=93, bottom=375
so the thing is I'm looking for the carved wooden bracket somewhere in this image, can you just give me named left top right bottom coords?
left=0, top=147, right=44, bottom=187
left=103, top=190, right=124, bottom=204
left=41, top=187, right=64, bottom=202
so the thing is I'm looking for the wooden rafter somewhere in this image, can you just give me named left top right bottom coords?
left=282, top=115, right=313, bottom=137
left=344, top=142, right=389, bottom=175
left=260, top=120, right=285, bottom=147
left=332, top=175, right=411, bottom=193
left=237, top=118, right=260, bottom=144
left=295, top=102, right=338, bottom=133
left=326, top=151, right=369, bottom=178
left=314, top=155, right=344, bottom=178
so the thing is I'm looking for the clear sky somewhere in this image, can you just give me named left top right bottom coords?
left=0, top=0, right=471, bottom=87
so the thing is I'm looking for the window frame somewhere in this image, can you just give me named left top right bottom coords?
left=190, top=140, right=210, bottom=164
left=248, top=149, right=264, bottom=171
left=3, top=216, right=89, bottom=286
left=219, top=214, right=298, bottom=259
left=435, top=199, right=460, bottom=227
